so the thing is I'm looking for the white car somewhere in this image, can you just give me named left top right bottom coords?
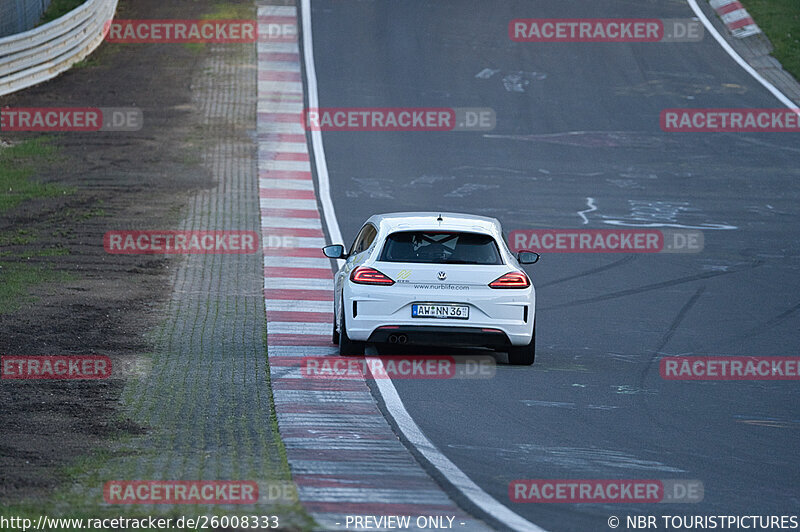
left=322, top=212, right=540, bottom=365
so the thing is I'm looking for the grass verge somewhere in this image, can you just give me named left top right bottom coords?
left=39, top=0, right=89, bottom=25
left=0, top=138, right=73, bottom=212
left=184, top=2, right=257, bottom=51
left=0, top=137, right=76, bottom=313
left=0, top=262, right=72, bottom=314
left=739, top=0, right=800, bottom=81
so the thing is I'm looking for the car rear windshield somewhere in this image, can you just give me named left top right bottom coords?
left=379, top=231, right=503, bottom=265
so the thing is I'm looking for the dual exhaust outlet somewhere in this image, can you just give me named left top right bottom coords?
left=387, top=333, right=408, bottom=344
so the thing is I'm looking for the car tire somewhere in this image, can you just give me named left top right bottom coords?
left=339, top=317, right=364, bottom=356
left=332, top=313, right=340, bottom=345
left=506, top=323, right=535, bottom=366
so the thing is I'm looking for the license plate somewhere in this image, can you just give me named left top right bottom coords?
left=412, top=304, right=469, bottom=319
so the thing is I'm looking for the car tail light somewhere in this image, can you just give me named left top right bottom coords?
left=489, top=271, right=530, bottom=289
left=350, top=266, right=395, bottom=285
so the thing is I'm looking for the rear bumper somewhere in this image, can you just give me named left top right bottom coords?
left=343, top=279, right=535, bottom=346
left=347, top=310, right=535, bottom=346
left=367, top=325, right=512, bottom=348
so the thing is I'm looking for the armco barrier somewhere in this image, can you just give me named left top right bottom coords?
left=0, top=0, right=117, bottom=97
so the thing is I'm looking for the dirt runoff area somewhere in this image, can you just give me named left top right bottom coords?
left=0, top=0, right=253, bottom=505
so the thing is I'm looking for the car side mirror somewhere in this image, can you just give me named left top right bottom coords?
left=518, top=251, right=540, bottom=264
left=322, top=244, right=347, bottom=259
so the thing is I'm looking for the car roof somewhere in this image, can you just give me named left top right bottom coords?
left=365, top=212, right=503, bottom=236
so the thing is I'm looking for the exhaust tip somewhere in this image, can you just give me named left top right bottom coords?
left=397, top=334, right=408, bottom=344
left=388, top=334, right=398, bottom=344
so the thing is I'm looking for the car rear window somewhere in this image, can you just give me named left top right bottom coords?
left=379, top=231, right=502, bottom=265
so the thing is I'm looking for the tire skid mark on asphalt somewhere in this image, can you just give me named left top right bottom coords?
left=257, top=4, right=488, bottom=530
left=720, top=299, right=800, bottom=346
left=651, top=286, right=706, bottom=354
left=537, top=255, right=637, bottom=289
left=541, top=264, right=759, bottom=310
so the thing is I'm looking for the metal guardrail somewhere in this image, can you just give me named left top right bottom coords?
left=0, top=0, right=118, bottom=97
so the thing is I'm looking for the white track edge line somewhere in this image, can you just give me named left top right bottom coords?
left=369, top=361, right=547, bottom=532
left=300, top=1, right=546, bottom=530
left=300, top=0, right=344, bottom=270
left=687, top=0, right=799, bottom=111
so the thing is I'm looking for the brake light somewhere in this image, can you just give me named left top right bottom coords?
left=350, top=267, right=395, bottom=285
left=489, top=271, right=530, bottom=289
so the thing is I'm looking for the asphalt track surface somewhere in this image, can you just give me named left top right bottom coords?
left=305, top=1, right=800, bottom=531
